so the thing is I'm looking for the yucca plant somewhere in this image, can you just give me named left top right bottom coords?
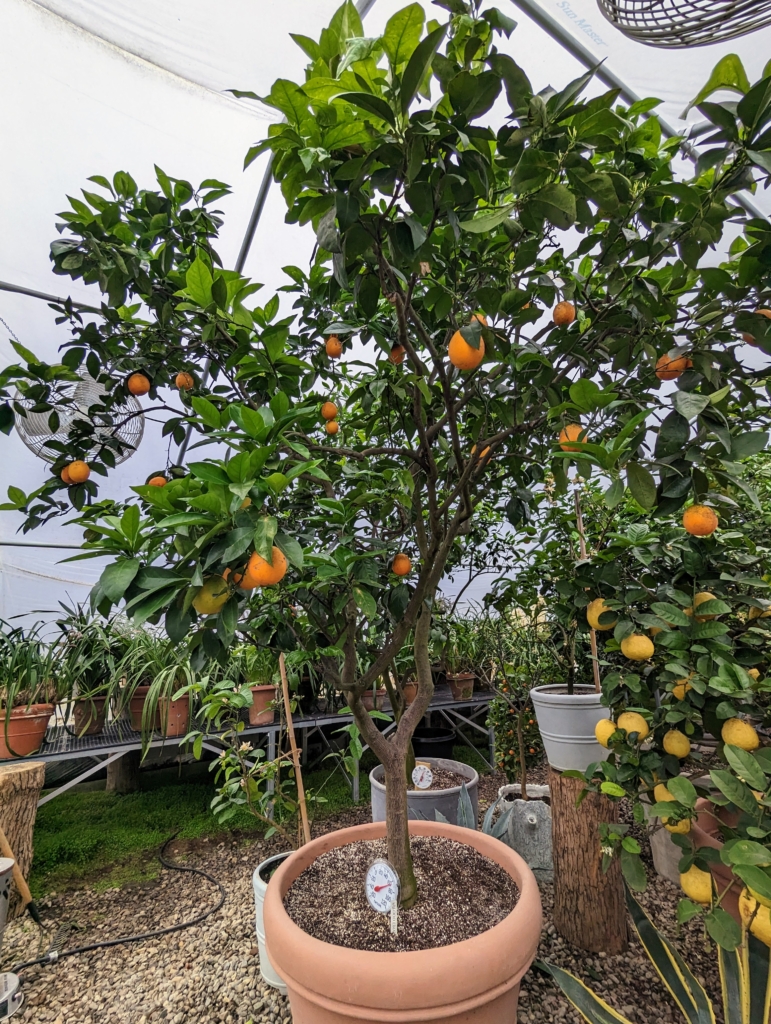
left=540, top=888, right=771, bottom=1024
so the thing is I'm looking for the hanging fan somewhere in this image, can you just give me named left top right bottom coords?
left=596, top=0, right=771, bottom=47
left=14, top=373, right=144, bottom=465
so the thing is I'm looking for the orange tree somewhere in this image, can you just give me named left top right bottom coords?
left=3, top=4, right=771, bottom=906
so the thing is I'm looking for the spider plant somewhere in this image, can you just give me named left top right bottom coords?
left=117, top=631, right=196, bottom=747
left=0, top=622, right=59, bottom=712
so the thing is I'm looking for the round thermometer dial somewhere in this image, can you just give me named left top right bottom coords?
left=411, top=764, right=433, bottom=790
left=365, top=859, right=399, bottom=914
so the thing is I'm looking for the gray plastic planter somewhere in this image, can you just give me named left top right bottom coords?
left=530, top=683, right=610, bottom=772
left=369, top=756, right=479, bottom=826
left=253, top=852, right=290, bottom=993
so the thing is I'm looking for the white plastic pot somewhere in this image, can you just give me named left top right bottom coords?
left=253, top=852, right=290, bottom=992
left=370, top=756, right=479, bottom=827
left=530, top=683, right=610, bottom=772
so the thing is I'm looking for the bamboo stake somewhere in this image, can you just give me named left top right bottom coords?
left=0, top=824, right=41, bottom=923
left=574, top=489, right=602, bottom=694
left=279, top=653, right=311, bottom=846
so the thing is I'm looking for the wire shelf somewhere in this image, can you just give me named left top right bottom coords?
left=597, top=0, right=771, bottom=47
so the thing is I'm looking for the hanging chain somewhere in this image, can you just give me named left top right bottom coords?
left=0, top=315, right=21, bottom=344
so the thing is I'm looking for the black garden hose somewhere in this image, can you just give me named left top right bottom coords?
left=12, top=834, right=226, bottom=973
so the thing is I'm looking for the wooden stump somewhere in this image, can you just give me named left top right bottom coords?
left=106, top=751, right=141, bottom=794
left=549, top=766, right=628, bottom=953
left=0, top=761, right=45, bottom=919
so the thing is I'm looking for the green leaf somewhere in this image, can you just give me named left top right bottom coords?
left=10, top=340, right=40, bottom=365
left=668, top=776, right=697, bottom=808
left=600, top=781, right=626, bottom=798
left=536, top=961, right=634, bottom=1024
left=724, top=745, right=768, bottom=792
left=263, top=79, right=311, bottom=126
left=189, top=462, right=230, bottom=486
left=275, top=532, right=304, bottom=569
left=99, top=558, right=140, bottom=603
left=335, top=92, right=396, bottom=127
left=710, top=769, right=758, bottom=814
left=620, top=848, right=647, bottom=892
left=531, top=183, right=576, bottom=230
left=191, top=396, right=221, bottom=430
left=353, top=585, right=377, bottom=619
left=732, top=864, right=771, bottom=903
left=254, top=517, right=278, bottom=561
left=673, top=391, right=710, bottom=422
left=604, top=478, right=624, bottom=508
left=400, top=23, right=447, bottom=113
left=627, top=463, right=657, bottom=510
left=682, top=54, right=750, bottom=116
left=723, top=839, right=771, bottom=868
left=382, top=3, right=424, bottom=67
left=569, top=378, right=601, bottom=412
left=650, top=602, right=691, bottom=627
left=705, top=907, right=742, bottom=951
left=185, top=257, right=213, bottom=307
left=730, top=431, right=768, bottom=460
left=459, top=204, right=515, bottom=233
left=677, top=899, right=703, bottom=925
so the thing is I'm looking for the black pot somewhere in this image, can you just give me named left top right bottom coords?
left=411, top=726, right=456, bottom=760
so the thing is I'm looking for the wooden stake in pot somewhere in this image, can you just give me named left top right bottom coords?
left=574, top=489, right=601, bottom=695
left=279, top=653, right=311, bottom=846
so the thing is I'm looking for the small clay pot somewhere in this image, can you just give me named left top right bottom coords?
left=448, top=673, right=475, bottom=700
left=402, top=681, right=418, bottom=705
left=361, top=688, right=387, bottom=712
left=129, top=685, right=161, bottom=732
left=249, top=684, right=276, bottom=726
left=73, top=696, right=108, bottom=737
left=158, top=694, right=190, bottom=738
left=0, top=704, right=54, bottom=758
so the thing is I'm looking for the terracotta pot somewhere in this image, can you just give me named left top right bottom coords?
left=264, top=820, right=542, bottom=1023
left=249, top=684, right=276, bottom=726
left=362, top=688, right=387, bottom=712
left=129, top=685, right=161, bottom=732
left=447, top=673, right=475, bottom=701
left=158, top=694, right=190, bottom=738
left=73, top=696, right=107, bottom=737
left=402, top=681, right=418, bottom=706
left=692, top=798, right=742, bottom=925
left=0, top=704, right=53, bottom=758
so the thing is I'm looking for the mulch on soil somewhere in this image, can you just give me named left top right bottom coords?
left=283, top=835, right=519, bottom=952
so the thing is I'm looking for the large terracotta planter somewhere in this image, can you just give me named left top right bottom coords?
left=73, top=696, right=108, bottom=737
left=249, top=684, right=276, bottom=726
left=264, top=820, right=542, bottom=1023
left=158, top=694, right=190, bottom=738
left=0, top=704, right=53, bottom=759
left=447, top=673, right=474, bottom=701
left=362, top=688, right=387, bottom=712
left=402, top=681, right=418, bottom=706
left=692, top=798, right=742, bottom=925
left=129, top=686, right=161, bottom=731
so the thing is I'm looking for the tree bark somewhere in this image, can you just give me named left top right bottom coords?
left=106, top=751, right=141, bottom=794
left=0, top=761, right=45, bottom=919
left=549, top=766, right=628, bottom=953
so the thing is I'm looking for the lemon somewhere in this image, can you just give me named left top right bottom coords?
left=680, top=865, right=712, bottom=905
left=654, top=783, right=675, bottom=803
left=739, top=890, right=771, bottom=945
left=587, top=598, right=617, bottom=631
left=595, top=719, right=617, bottom=748
left=665, top=818, right=691, bottom=834
left=692, top=591, right=719, bottom=622
left=672, top=676, right=693, bottom=701
left=749, top=885, right=771, bottom=910
left=617, top=711, right=649, bottom=741
left=193, top=577, right=229, bottom=615
left=721, top=718, right=760, bottom=752
left=663, top=730, right=691, bottom=759
left=748, top=668, right=761, bottom=681
left=620, top=634, right=655, bottom=661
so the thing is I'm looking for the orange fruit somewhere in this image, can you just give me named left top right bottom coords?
left=655, top=354, right=693, bottom=380
left=448, top=330, right=485, bottom=370
left=559, top=423, right=585, bottom=452
left=325, top=420, right=339, bottom=435
left=147, top=475, right=167, bottom=487
left=553, top=301, right=576, bottom=326
left=60, top=466, right=73, bottom=485
left=127, top=372, right=151, bottom=396
left=175, top=371, right=195, bottom=390
left=240, top=547, right=288, bottom=588
left=325, top=336, right=343, bottom=359
left=742, top=308, right=771, bottom=346
left=682, top=505, right=718, bottom=537
left=392, top=552, right=412, bottom=576
left=471, top=444, right=491, bottom=459
left=321, top=402, right=338, bottom=421
left=67, top=460, right=91, bottom=484
left=471, top=313, right=488, bottom=326
left=223, top=567, right=245, bottom=587
left=388, top=344, right=405, bottom=365
left=192, top=577, right=229, bottom=616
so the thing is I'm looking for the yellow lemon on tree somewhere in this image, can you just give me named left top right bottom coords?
left=663, top=729, right=691, bottom=759
left=748, top=668, right=761, bottom=681
left=587, top=598, right=617, bottom=631
left=680, top=865, right=712, bottom=905
left=739, top=890, right=771, bottom=945
left=749, top=605, right=771, bottom=620
left=672, top=676, right=693, bottom=701
left=595, top=719, right=617, bottom=748
left=620, top=634, right=655, bottom=661
left=193, top=577, right=229, bottom=616
left=665, top=818, right=691, bottom=834
left=654, top=783, right=675, bottom=803
left=617, top=711, right=649, bottom=741
left=749, top=884, right=771, bottom=910
left=721, top=718, right=760, bottom=751
left=692, top=592, right=719, bottom=622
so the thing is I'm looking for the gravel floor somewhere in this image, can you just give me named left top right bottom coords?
left=2, top=764, right=724, bottom=1024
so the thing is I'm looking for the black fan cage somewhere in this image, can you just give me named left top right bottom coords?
left=13, top=374, right=144, bottom=466
left=597, top=0, right=771, bottom=47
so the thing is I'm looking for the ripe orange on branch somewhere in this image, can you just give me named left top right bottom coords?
left=388, top=344, right=405, bottom=365
left=553, top=301, right=575, bottom=326
left=60, top=466, right=73, bottom=485
left=325, top=420, right=339, bottom=435
left=448, top=329, right=484, bottom=370
left=241, top=547, right=288, bottom=588
left=392, top=552, right=412, bottom=576
left=682, top=504, right=718, bottom=537
left=127, top=372, right=151, bottom=396
left=321, top=402, right=338, bottom=421
left=742, top=308, right=771, bottom=345
left=655, top=354, right=693, bottom=380
left=325, top=335, right=343, bottom=359
left=175, top=371, right=195, bottom=390
left=558, top=423, right=585, bottom=452
left=67, top=460, right=91, bottom=484
left=147, top=475, right=168, bottom=487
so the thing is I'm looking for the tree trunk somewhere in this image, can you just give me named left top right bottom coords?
left=549, top=766, right=628, bottom=953
left=106, top=751, right=141, bottom=794
left=383, top=752, right=417, bottom=908
left=0, top=761, right=45, bottom=919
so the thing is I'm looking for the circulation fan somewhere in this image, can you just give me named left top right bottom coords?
left=596, top=0, right=771, bottom=47
left=13, top=373, right=144, bottom=465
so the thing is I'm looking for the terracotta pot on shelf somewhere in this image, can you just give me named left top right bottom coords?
left=249, top=684, right=277, bottom=726
left=158, top=694, right=190, bottom=738
left=447, top=673, right=475, bottom=701
left=402, top=681, right=418, bottom=705
left=129, top=685, right=161, bottom=732
left=264, top=819, right=542, bottom=1023
left=361, top=688, right=387, bottom=712
left=73, top=696, right=108, bottom=737
left=0, top=704, right=54, bottom=759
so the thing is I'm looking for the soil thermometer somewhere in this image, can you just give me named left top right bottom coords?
left=365, top=859, right=399, bottom=934
left=411, top=762, right=433, bottom=790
